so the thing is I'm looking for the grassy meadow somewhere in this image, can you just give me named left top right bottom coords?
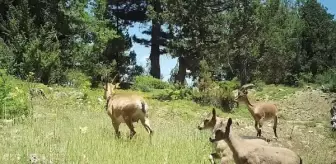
left=0, top=80, right=335, bottom=164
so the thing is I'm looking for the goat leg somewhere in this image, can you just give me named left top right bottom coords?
left=209, top=153, right=220, bottom=164
left=112, top=120, right=121, bottom=138
left=254, top=120, right=261, bottom=137
left=273, top=116, right=278, bottom=139
left=257, top=117, right=266, bottom=138
left=123, top=116, right=136, bottom=139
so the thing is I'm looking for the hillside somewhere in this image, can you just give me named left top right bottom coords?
left=0, top=81, right=335, bottom=164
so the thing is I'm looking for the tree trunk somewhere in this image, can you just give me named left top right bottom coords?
left=238, top=52, right=248, bottom=86
left=175, top=57, right=187, bottom=85
left=149, top=0, right=161, bottom=79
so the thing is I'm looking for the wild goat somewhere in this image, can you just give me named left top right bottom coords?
left=235, top=87, right=278, bottom=139
left=209, top=118, right=302, bottom=164
left=198, top=108, right=270, bottom=164
left=330, top=100, right=336, bottom=131
left=103, top=74, right=153, bottom=139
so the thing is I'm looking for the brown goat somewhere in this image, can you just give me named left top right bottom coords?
left=210, top=118, right=302, bottom=164
left=235, top=89, right=279, bottom=139
left=103, top=74, right=153, bottom=139
left=198, top=108, right=270, bottom=164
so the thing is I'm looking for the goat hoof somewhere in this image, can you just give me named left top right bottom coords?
left=115, top=133, right=121, bottom=139
left=129, top=132, right=136, bottom=139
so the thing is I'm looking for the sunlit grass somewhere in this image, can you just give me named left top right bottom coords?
left=0, top=84, right=335, bottom=164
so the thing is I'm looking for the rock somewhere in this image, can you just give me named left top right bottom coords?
left=29, top=154, right=39, bottom=164
left=79, top=126, right=88, bottom=134
left=306, top=86, right=312, bottom=89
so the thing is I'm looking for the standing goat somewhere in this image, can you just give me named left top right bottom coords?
left=330, top=100, right=336, bottom=131
left=235, top=86, right=279, bottom=139
left=103, top=74, right=153, bottom=139
left=198, top=108, right=270, bottom=164
left=209, top=118, right=302, bottom=164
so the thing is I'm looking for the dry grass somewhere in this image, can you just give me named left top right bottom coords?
left=0, top=85, right=335, bottom=164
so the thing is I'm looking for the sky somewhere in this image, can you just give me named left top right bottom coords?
left=128, top=0, right=336, bottom=82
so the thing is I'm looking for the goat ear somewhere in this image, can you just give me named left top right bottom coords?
left=103, top=83, right=107, bottom=91
left=212, top=108, right=216, bottom=117
left=115, top=83, right=120, bottom=89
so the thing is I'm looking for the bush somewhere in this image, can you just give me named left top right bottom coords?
left=218, top=77, right=240, bottom=90
left=151, top=77, right=237, bottom=111
left=284, top=73, right=300, bottom=86
left=252, top=79, right=266, bottom=91
left=131, top=75, right=171, bottom=92
left=316, top=69, right=336, bottom=92
left=64, top=69, right=92, bottom=89
left=0, top=70, right=29, bottom=119
left=195, top=82, right=236, bottom=112
left=152, top=85, right=194, bottom=101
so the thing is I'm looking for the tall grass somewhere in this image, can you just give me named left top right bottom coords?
left=0, top=94, right=212, bottom=164
left=0, top=77, right=335, bottom=164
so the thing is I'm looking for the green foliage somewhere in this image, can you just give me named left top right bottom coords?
left=152, top=84, right=194, bottom=101
left=152, top=78, right=237, bottom=111
left=316, top=69, right=336, bottom=92
left=218, top=77, right=240, bottom=90
left=195, top=81, right=236, bottom=112
left=0, top=70, right=28, bottom=119
left=64, top=69, right=92, bottom=90
left=197, top=60, right=213, bottom=92
left=252, top=79, right=266, bottom=91
left=131, top=75, right=171, bottom=92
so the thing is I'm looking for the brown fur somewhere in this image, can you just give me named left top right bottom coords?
left=104, top=75, right=153, bottom=139
left=210, top=118, right=302, bottom=164
left=235, top=90, right=279, bottom=139
left=198, top=108, right=270, bottom=164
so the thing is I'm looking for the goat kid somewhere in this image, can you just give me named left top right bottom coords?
left=104, top=75, right=153, bottom=139
left=235, top=90, right=279, bottom=139
left=209, top=118, right=302, bottom=164
left=198, top=108, right=270, bottom=164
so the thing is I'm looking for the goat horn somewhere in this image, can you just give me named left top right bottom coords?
left=240, top=83, right=255, bottom=91
left=111, top=73, right=119, bottom=83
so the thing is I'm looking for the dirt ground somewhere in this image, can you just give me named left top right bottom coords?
left=230, top=89, right=336, bottom=163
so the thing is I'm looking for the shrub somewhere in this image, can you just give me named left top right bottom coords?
left=131, top=75, right=171, bottom=92
left=218, top=77, right=240, bottom=90
left=0, top=70, right=29, bottom=119
left=64, top=69, right=92, bottom=89
left=316, top=69, right=336, bottom=92
left=284, top=73, right=300, bottom=87
left=151, top=77, right=237, bottom=111
left=252, top=79, right=266, bottom=91
left=195, top=82, right=236, bottom=112
left=152, top=85, right=194, bottom=101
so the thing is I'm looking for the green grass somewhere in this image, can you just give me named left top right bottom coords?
left=254, top=84, right=300, bottom=100
left=0, top=82, right=335, bottom=164
left=0, top=87, right=213, bottom=164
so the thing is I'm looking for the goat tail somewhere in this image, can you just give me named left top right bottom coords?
left=299, top=156, right=302, bottom=164
left=140, top=100, right=149, bottom=117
